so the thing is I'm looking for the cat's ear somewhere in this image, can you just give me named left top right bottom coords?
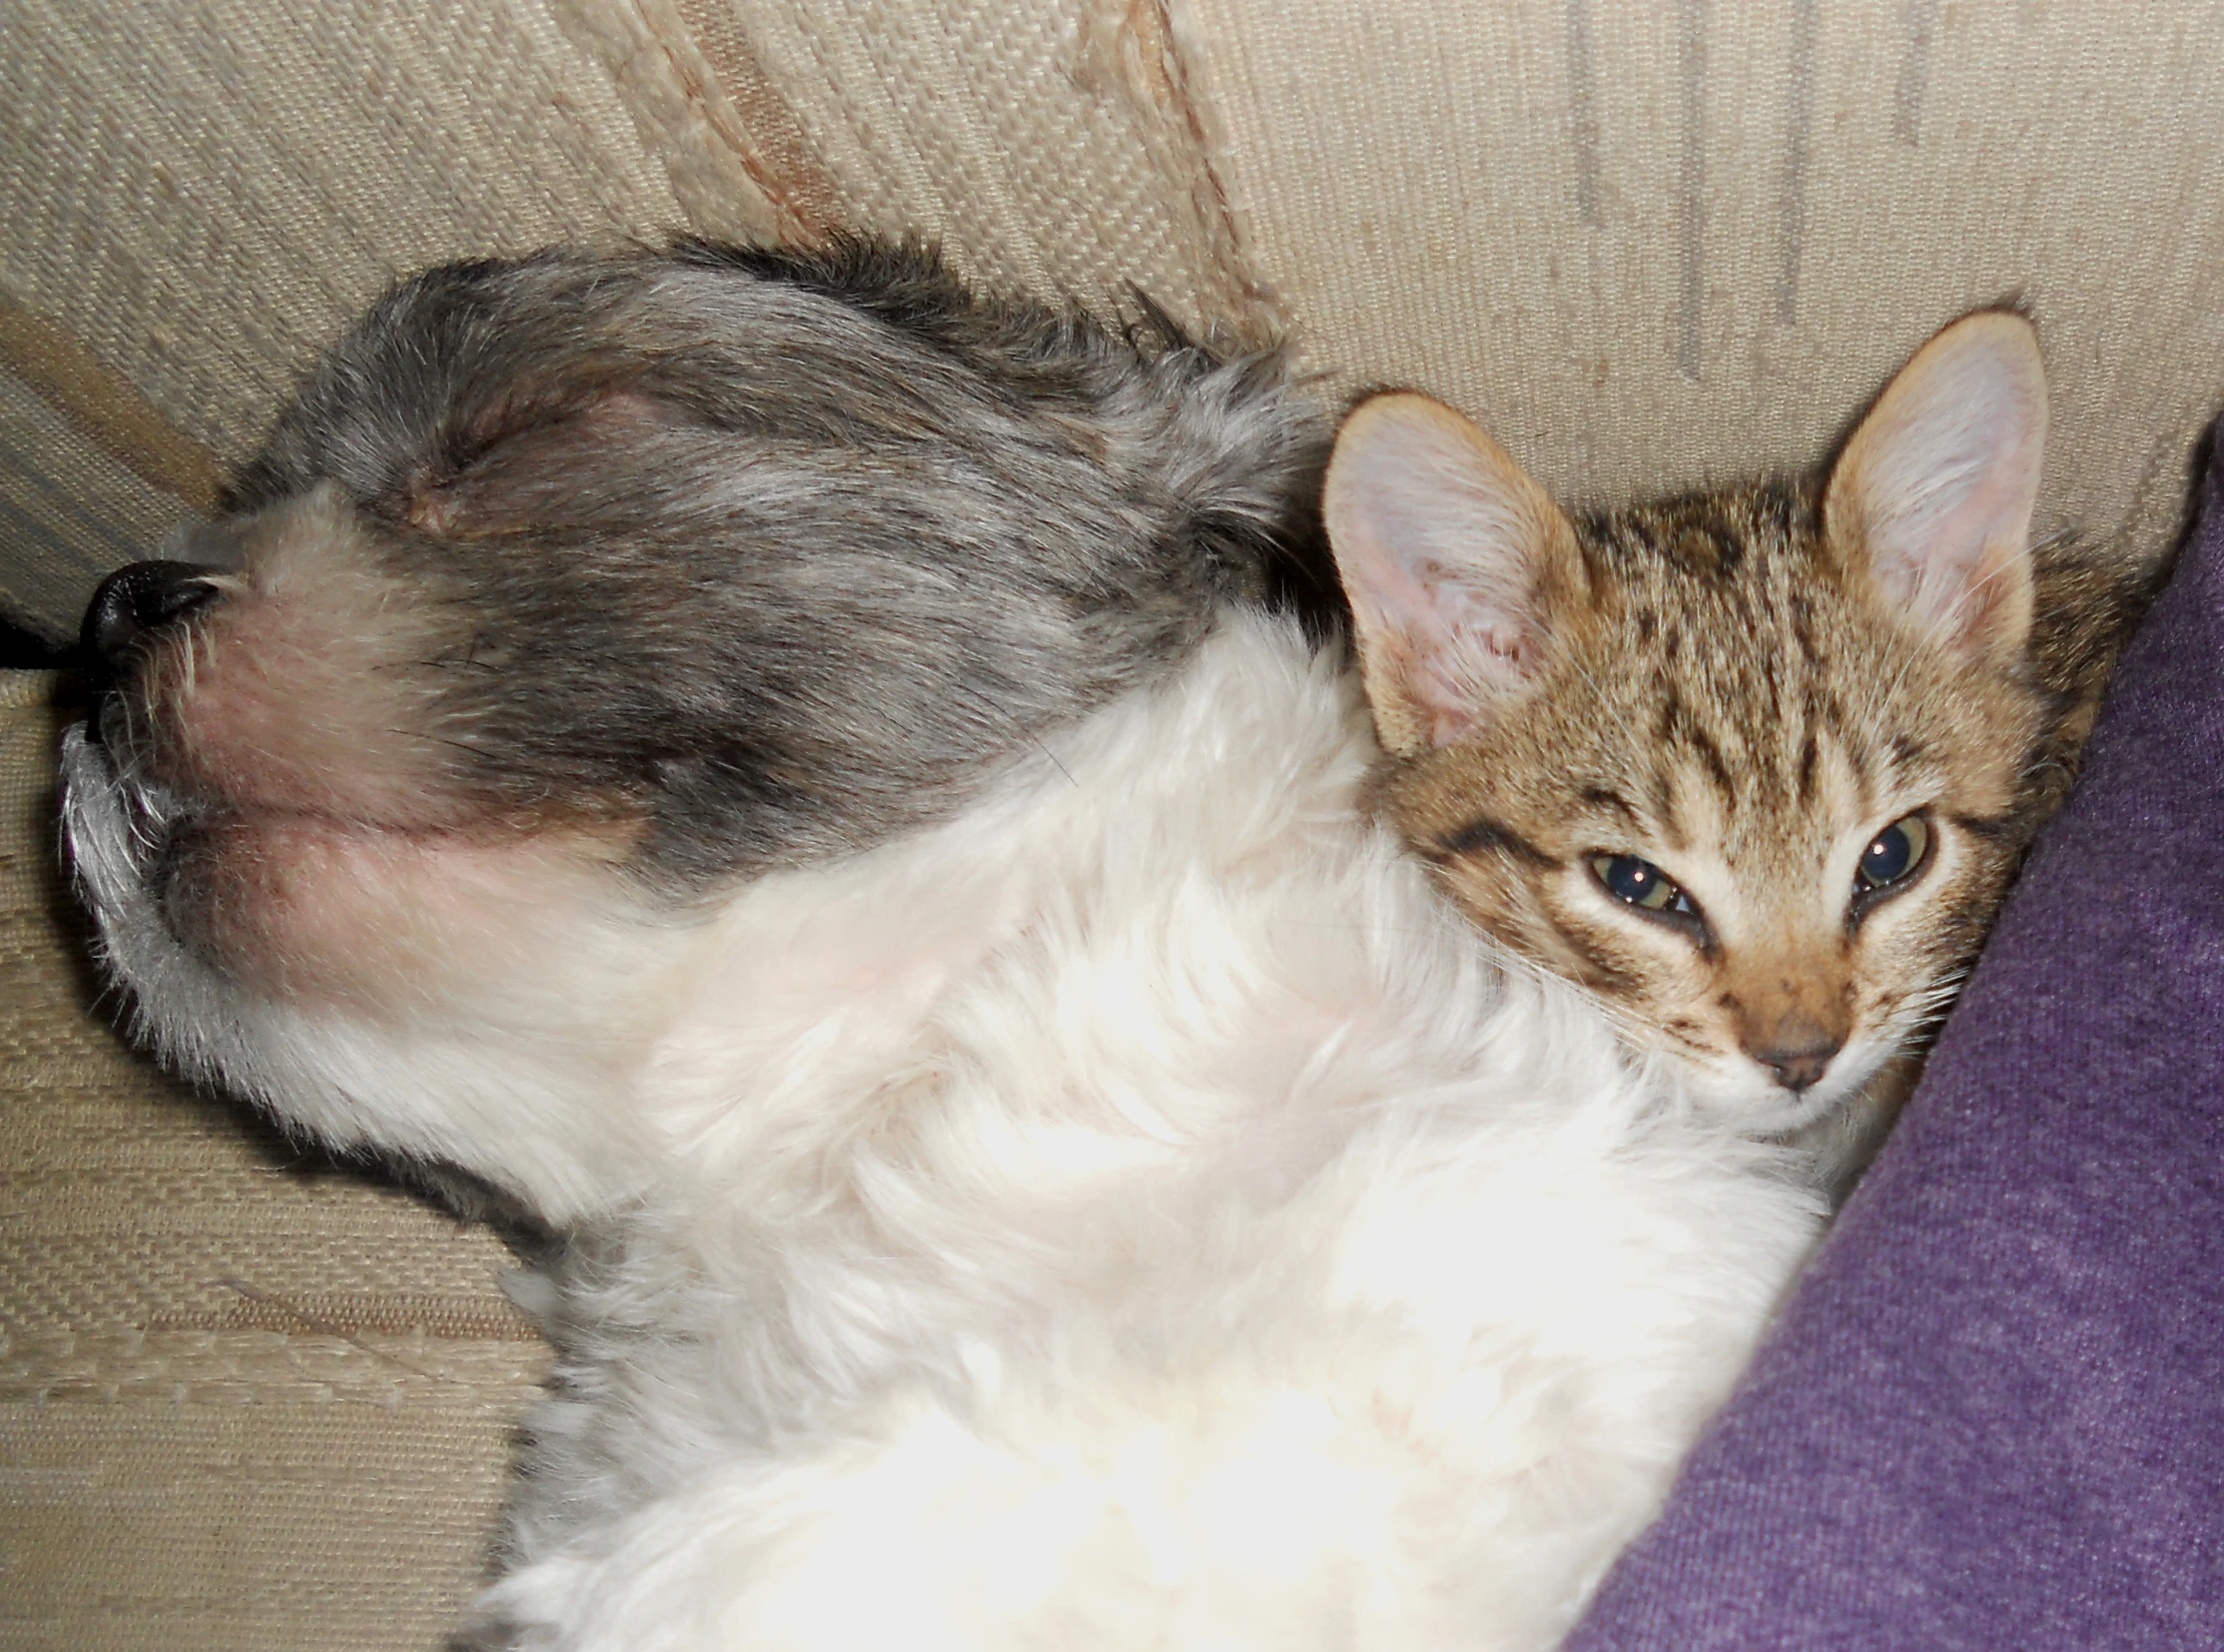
left=1323, top=393, right=1581, bottom=756
left=1825, top=311, right=2046, bottom=663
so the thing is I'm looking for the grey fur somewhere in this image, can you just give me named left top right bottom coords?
left=213, top=239, right=1328, bottom=889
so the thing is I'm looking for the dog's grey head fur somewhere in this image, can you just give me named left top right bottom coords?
left=64, top=241, right=1327, bottom=1215
left=202, top=240, right=1326, bottom=885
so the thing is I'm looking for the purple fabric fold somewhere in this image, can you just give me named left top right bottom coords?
left=1566, top=441, right=2224, bottom=1651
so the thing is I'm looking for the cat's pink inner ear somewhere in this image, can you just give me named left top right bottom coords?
left=1324, top=394, right=1570, bottom=756
left=1828, top=311, right=2046, bottom=662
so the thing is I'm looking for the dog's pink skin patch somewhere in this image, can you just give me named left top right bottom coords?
left=168, top=810, right=640, bottom=1017
left=113, top=487, right=652, bottom=1017
left=153, top=613, right=465, bottom=831
left=136, top=483, right=471, bottom=829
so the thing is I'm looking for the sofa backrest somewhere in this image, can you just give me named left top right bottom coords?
left=5, top=0, right=2220, bottom=634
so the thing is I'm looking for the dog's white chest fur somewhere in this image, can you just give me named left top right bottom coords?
left=474, top=614, right=1820, bottom=1651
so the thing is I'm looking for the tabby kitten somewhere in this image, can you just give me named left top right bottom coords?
left=1323, top=314, right=2136, bottom=1191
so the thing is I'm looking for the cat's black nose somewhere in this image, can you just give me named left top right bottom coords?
left=82, top=560, right=223, bottom=668
left=1755, top=1039, right=1841, bottom=1093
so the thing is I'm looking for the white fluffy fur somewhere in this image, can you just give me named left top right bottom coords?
left=66, top=612, right=1821, bottom=1648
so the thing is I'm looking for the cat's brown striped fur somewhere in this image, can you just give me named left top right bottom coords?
left=1325, top=315, right=2143, bottom=1191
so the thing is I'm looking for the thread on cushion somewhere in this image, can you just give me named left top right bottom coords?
left=0, top=298, right=220, bottom=512
left=161, top=1287, right=543, bottom=1344
left=1675, top=0, right=1707, bottom=380
left=1564, top=0, right=1604, bottom=228
left=723, top=0, right=1263, bottom=334
left=1091, top=0, right=1280, bottom=338
left=1775, top=0, right=1818, bottom=327
left=1895, top=0, right=1940, bottom=145
left=545, top=0, right=795, bottom=246
left=671, top=0, right=851, bottom=240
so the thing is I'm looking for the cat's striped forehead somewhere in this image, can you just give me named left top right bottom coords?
left=1555, top=479, right=1965, bottom=862
left=1369, top=469, right=2054, bottom=1140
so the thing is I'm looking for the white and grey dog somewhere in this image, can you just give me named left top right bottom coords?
left=61, top=244, right=1819, bottom=1651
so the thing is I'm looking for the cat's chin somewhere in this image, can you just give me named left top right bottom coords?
left=1671, top=1045, right=1896, bottom=1141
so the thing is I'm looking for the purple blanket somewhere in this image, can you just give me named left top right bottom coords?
left=1567, top=443, right=2224, bottom=1647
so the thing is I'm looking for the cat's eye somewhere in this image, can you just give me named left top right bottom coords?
left=1590, top=854, right=1701, bottom=926
left=1853, top=815, right=1931, bottom=905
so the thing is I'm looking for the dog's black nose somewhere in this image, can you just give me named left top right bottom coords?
left=82, top=560, right=223, bottom=668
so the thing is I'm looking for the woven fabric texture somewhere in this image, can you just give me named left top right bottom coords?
left=0, top=0, right=693, bottom=634
left=7, top=2, right=2222, bottom=634
left=0, top=676, right=547, bottom=1652
left=0, top=370, right=191, bottom=639
left=1182, top=0, right=2224, bottom=579
left=545, top=0, right=791, bottom=245
left=722, top=0, right=1265, bottom=330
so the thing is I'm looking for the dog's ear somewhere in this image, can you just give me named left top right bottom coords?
left=403, top=382, right=681, bottom=538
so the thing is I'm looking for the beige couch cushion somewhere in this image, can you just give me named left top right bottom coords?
left=7, top=3, right=2224, bottom=638
left=0, top=674, right=546, bottom=1652
left=1180, top=0, right=2224, bottom=606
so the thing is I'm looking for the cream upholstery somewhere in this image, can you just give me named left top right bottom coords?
left=0, top=676, right=544, bottom=1649
left=0, top=4, right=2216, bottom=1647
left=7, top=2, right=2223, bottom=637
